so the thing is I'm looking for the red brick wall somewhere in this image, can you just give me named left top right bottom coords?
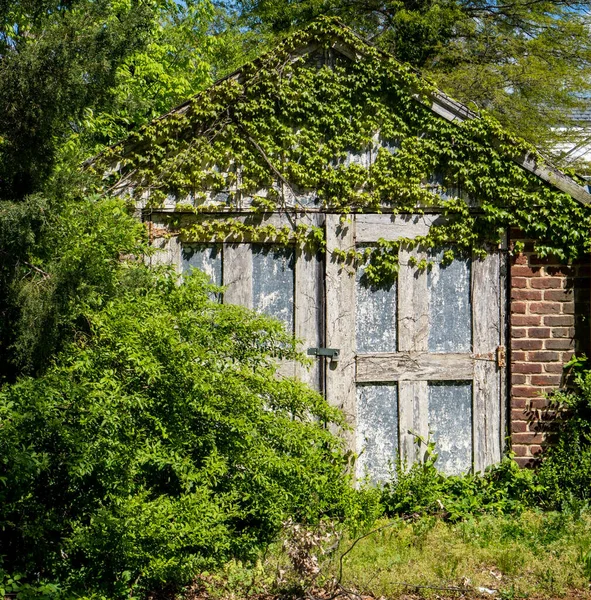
left=509, top=232, right=590, bottom=466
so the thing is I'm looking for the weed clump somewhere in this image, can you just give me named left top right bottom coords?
left=536, top=366, right=591, bottom=511
left=381, top=440, right=541, bottom=521
left=381, top=361, right=591, bottom=521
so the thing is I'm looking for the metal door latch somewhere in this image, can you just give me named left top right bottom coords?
left=307, top=347, right=340, bottom=362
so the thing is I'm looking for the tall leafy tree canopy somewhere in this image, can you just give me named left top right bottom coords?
left=218, top=0, right=591, bottom=156
left=0, top=0, right=219, bottom=201
left=0, top=0, right=222, bottom=378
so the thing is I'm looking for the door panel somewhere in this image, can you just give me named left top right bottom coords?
left=252, top=244, right=295, bottom=331
left=427, top=251, right=471, bottom=353
left=356, top=255, right=397, bottom=353
left=356, top=383, right=399, bottom=482
left=181, top=243, right=223, bottom=286
left=428, top=381, right=473, bottom=475
left=325, top=214, right=505, bottom=478
left=177, top=214, right=325, bottom=391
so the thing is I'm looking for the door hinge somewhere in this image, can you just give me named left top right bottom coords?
left=307, top=347, right=340, bottom=362
left=497, top=345, right=506, bottom=368
left=473, top=346, right=506, bottom=368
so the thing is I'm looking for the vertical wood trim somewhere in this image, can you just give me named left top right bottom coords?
left=399, top=380, right=429, bottom=465
left=499, top=234, right=509, bottom=454
left=398, top=247, right=429, bottom=352
left=472, top=251, right=502, bottom=471
left=294, top=214, right=324, bottom=390
left=150, top=235, right=181, bottom=270
left=223, top=243, right=253, bottom=308
left=397, top=247, right=430, bottom=464
left=325, top=214, right=356, bottom=450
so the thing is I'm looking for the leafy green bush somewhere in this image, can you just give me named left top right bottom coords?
left=537, top=366, right=591, bottom=511
left=381, top=438, right=541, bottom=521
left=0, top=267, right=355, bottom=598
left=0, top=571, right=63, bottom=600
left=381, top=364, right=591, bottom=520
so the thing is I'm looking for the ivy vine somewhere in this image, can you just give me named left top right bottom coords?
left=92, top=17, right=591, bottom=285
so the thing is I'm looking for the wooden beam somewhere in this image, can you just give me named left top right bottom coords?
left=356, top=352, right=474, bottom=382
left=355, top=213, right=441, bottom=242
left=429, top=91, right=591, bottom=206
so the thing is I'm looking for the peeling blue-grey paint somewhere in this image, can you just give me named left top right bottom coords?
left=252, top=244, right=295, bottom=331
left=181, top=244, right=223, bottom=286
left=356, top=257, right=397, bottom=353
left=428, top=381, right=472, bottom=474
left=356, top=383, right=398, bottom=482
left=428, top=252, right=472, bottom=353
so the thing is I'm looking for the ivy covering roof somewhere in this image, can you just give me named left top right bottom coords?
left=108, top=17, right=590, bottom=206
left=93, top=17, right=591, bottom=262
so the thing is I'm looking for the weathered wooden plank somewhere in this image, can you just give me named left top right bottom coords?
left=396, top=246, right=430, bottom=470
left=472, top=251, right=502, bottom=472
left=356, top=352, right=474, bottom=382
left=277, top=360, right=297, bottom=379
left=223, top=243, right=253, bottom=308
left=149, top=235, right=181, bottom=270
left=398, top=248, right=429, bottom=352
left=355, top=214, right=441, bottom=243
left=499, top=234, right=509, bottom=453
left=429, top=91, right=477, bottom=123
left=398, top=380, right=429, bottom=466
left=172, top=212, right=317, bottom=243
left=517, top=153, right=591, bottom=206
left=325, top=215, right=357, bottom=450
left=294, top=214, right=324, bottom=390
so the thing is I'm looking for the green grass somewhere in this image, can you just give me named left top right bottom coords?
left=204, top=511, right=591, bottom=600
left=334, top=512, right=591, bottom=598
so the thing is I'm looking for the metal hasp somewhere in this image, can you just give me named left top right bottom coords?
left=307, top=347, right=340, bottom=362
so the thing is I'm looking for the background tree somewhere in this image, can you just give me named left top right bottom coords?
left=0, top=0, right=223, bottom=380
left=0, top=0, right=221, bottom=201
left=217, top=0, right=591, bottom=158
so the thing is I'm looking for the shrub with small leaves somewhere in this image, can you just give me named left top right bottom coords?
left=0, top=267, right=355, bottom=599
left=382, top=437, right=541, bottom=521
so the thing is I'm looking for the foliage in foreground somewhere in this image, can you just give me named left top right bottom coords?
left=536, top=367, right=591, bottom=510
left=0, top=266, right=357, bottom=598
left=5, top=343, right=591, bottom=599
left=198, top=510, right=591, bottom=600
left=382, top=447, right=542, bottom=522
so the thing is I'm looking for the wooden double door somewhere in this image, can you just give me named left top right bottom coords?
left=156, top=211, right=507, bottom=479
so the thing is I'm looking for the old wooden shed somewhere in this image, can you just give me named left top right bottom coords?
left=101, top=18, right=591, bottom=479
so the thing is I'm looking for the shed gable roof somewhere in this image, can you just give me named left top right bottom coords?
left=98, top=17, right=591, bottom=207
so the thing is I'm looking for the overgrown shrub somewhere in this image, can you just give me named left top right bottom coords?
left=0, top=571, right=62, bottom=600
left=381, top=364, right=591, bottom=520
left=537, top=367, right=591, bottom=511
left=381, top=438, right=541, bottom=521
left=0, top=267, right=356, bottom=598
